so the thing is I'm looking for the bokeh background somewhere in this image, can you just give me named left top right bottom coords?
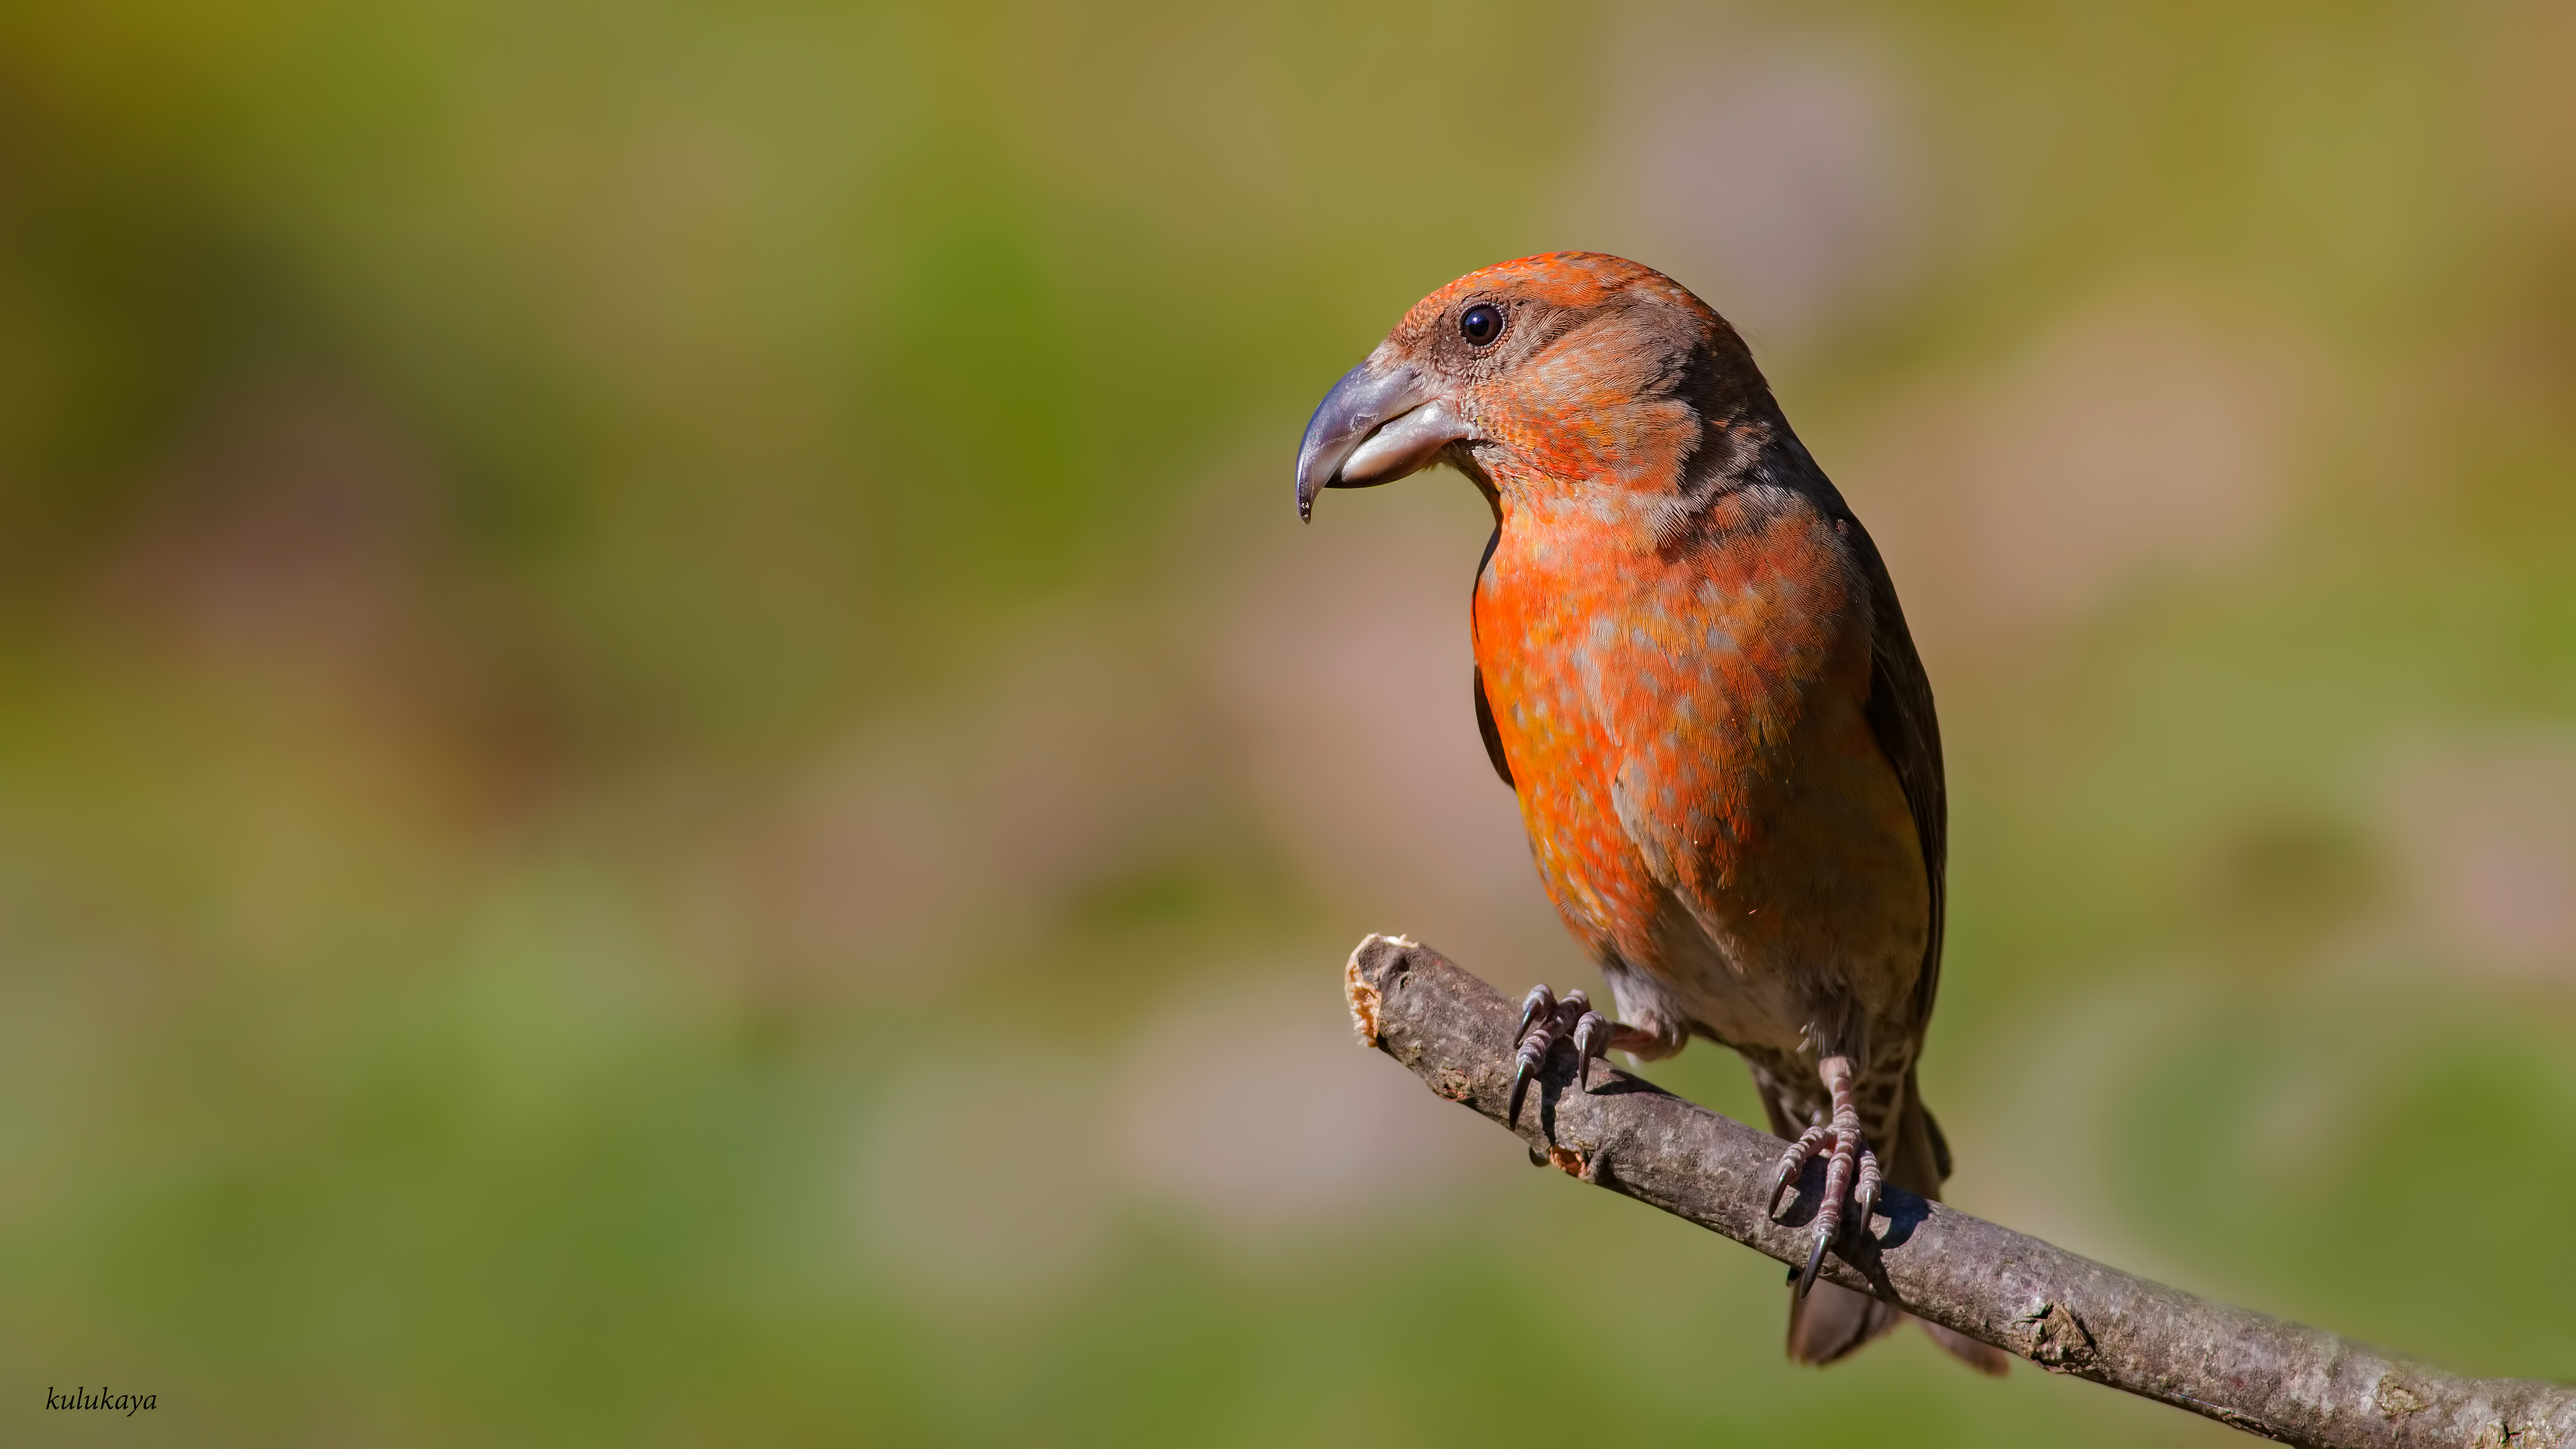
left=4, top=1, right=2573, bottom=1443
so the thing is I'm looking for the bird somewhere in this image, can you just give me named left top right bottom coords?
left=1293, top=252, right=2007, bottom=1373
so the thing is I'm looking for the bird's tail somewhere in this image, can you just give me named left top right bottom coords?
left=1775, top=1071, right=2010, bottom=1375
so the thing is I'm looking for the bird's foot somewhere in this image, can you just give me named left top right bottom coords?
left=1507, top=983, right=1614, bottom=1126
left=1765, top=1055, right=1880, bottom=1298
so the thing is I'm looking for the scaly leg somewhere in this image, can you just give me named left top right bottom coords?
left=1764, top=1055, right=1882, bottom=1298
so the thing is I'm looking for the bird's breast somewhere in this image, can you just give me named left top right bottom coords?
left=1473, top=486, right=1923, bottom=1032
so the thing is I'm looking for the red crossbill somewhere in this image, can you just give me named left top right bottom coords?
left=1295, top=252, right=2006, bottom=1372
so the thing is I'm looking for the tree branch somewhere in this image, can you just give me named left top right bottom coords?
left=1342, top=934, right=2575, bottom=1449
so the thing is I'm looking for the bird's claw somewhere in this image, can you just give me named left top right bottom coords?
left=1767, top=1110, right=1881, bottom=1299
left=1572, top=1010, right=1607, bottom=1093
left=1801, top=1224, right=1833, bottom=1297
left=1514, top=985, right=1554, bottom=1043
left=1507, top=984, right=1611, bottom=1126
left=1766, top=1123, right=1833, bottom=1217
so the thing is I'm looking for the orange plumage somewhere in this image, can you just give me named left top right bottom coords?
left=1297, top=253, right=2004, bottom=1371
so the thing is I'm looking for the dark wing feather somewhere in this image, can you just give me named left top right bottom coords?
left=1470, top=525, right=1514, bottom=789
left=1843, top=518, right=1947, bottom=1040
left=1474, top=667, right=1515, bottom=788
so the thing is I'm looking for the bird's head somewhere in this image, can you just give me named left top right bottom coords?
left=1294, top=252, right=1779, bottom=521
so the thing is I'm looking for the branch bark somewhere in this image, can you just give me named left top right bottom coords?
left=1342, top=933, right=2575, bottom=1449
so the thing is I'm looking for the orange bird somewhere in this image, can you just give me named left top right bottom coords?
left=1295, top=253, right=2004, bottom=1371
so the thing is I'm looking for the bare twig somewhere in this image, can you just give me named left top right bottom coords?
left=1343, top=934, right=2575, bottom=1449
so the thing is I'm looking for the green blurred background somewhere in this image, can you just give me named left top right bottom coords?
left=3, top=1, right=2573, bottom=1443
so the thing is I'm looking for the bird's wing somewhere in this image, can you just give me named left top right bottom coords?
left=1843, top=517, right=1947, bottom=1040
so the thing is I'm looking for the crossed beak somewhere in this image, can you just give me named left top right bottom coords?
left=1293, top=353, right=1479, bottom=521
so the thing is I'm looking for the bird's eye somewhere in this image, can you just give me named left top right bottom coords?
left=1458, top=304, right=1503, bottom=346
